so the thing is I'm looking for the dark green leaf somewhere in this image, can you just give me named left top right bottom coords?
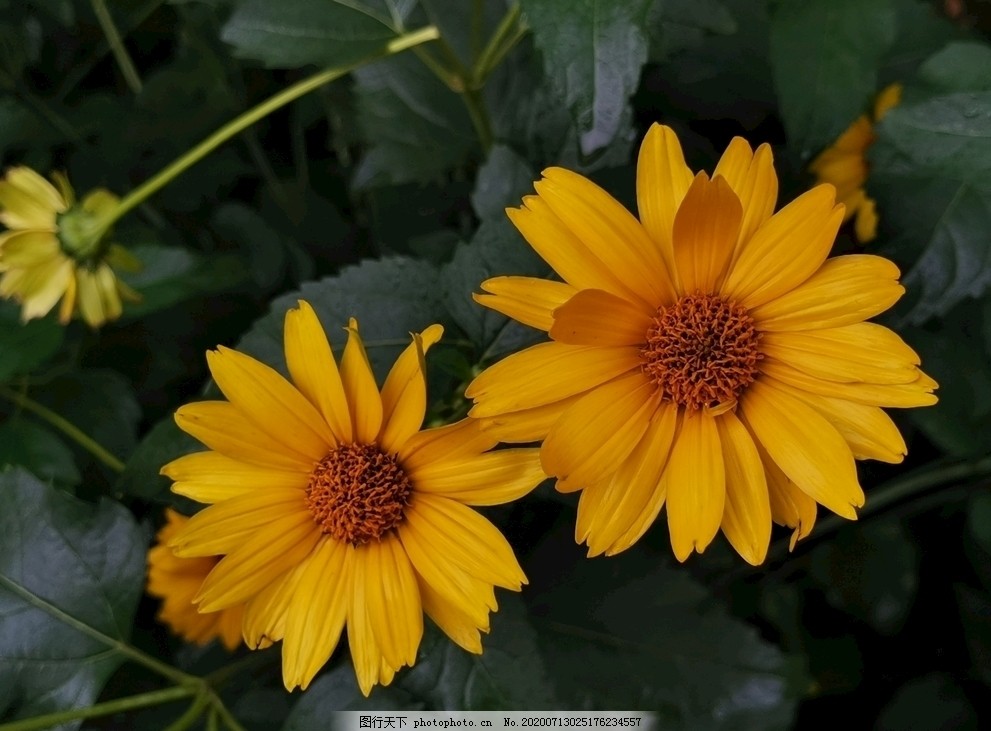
left=526, top=528, right=806, bottom=723
left=212, top=203, right=289, bottom=291
left=876, top=671, right=977, bottom=729
left=0, top=300, right=63, bottom=383
left=882, top=1, right=967, bottom=83
left=769, top=0, right=895, bottom=158
left=918, top=41, right=991, bottom=93
left=284, top=669, right=419, bottom=724
left=872, top=91, right=991, bottom=322
left=0, top=419, right=80, bottom=488
left=237, top=256, right=450, bottom=382
left=119, top=243, right=249, bottom=320
left=352, top=52, right=477, bottom=188
left=968, top=493, right=991, bottom=557
left=470, top=144, right=535, bottom=221
left=809, top=522, right=918, bottom=634
left=955, top=585, right=991, bottom=687
left=520, top=0, right=651, bottom=155
left=220, top=0, right=398, bottom=69
left=0, top=468, right=145, bottom=728
left=648, top=0, right=737, bottom=61
left=117, top=417, right=200, bottom=502
left=419, top=0, right=503, bottom=69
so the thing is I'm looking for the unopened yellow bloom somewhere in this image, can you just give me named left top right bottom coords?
left=467, top=123, right=936, bottom=566
left=810, top=83, right=902, bottom=243
left=0, top=167, right=138, bottom=327
left=162, top=302, right=544, bottom=695
left=147, top=509, right=244, bottom=651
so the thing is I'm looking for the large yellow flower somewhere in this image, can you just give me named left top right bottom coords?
left=467, top=123, right=936, bottom=566
left=147, top=508, right=244, bottom=651
left=0, top=166, right=138, bottom=327
left=809, top=83, right=902, bottom=243
left=162, top=301, right=544, bottom=695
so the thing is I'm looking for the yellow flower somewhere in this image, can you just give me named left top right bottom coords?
left=0, top=166, right=139, bottom=327
left=147, top=508, right=245, bottom=651
left=161, top=301, right=544, bottom=695
left=809, top=83, right=902, bottom=243
left=467, top=123, right=936, bottom=566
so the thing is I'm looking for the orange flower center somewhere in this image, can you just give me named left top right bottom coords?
left=305, top=443, right=413, bottom=545
left=640, top=293, right=761, bottom=410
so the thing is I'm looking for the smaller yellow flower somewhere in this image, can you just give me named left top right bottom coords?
left=0, top=166, right=139, bottom=327
left=146, top=508, right=245, bottom=651
left=809, top=83, right=902, bottom=243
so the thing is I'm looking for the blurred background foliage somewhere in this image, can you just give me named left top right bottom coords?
left=2, top=0, right=991, bottom=728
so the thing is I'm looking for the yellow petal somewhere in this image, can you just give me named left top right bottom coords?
left=0, top=230, right=61, bottom=267
left=408, top=448, right=545, bottom=505
left=418, top=578, right=485, bottom=654
left=175, top=401, right=318, bottom=471
left=672, top=172, right=743, bottom=293
left=58, top=267, right=77, bottom=324
left=536, top=167, right=677, bottom=306
left=542, top=372, right=659, bottom=492
left=92, top=263, right=122, bottom=321
left=360, top=534, right=422, bottom=669
left=549, top=288, right=653, bottom=346
left=759, top=358, right=938, bottom=408
left=242, top=565, right=305, bottom=648
left=284, top=300, right=352, bottom=443
left=6, top=167, right=67, bottom=213
left=751, top=254, right=903, bottom=331
left=206, top=346, right=333, bottom=460
left=341, top=319, right=383, bottom=444
left=282, top=538, right=350, bottom=689
left=713, top=139, right=778, bottom=250
left=162, top=450, right=308, bottom=504
left=474, top=277, right=576, bottom=332
left=717, top=411, right=771, bottom=566
left=582, top=402, right=678, bottom=557
left=760, top=323, right=921, bottom=385
left=399, top=418, right=498, bottom=472
left=760, top=442, right=817, bottom=550
left=610, top=470, right=670, bottom=553
left=854, top=195, right=878, bottom=243
left=80, top=188, right=119, bottom=217
left=21, top=256, right=72, bottom=321
left=404, top=494, right=526, bottom=589
left=507, top=196, right=640, bottom=301
left=379, top=324, right=444, bottom=454
left=466, top=341, right=640, bottom=417
left=874, top=83, right=902, bottom=120
left=169, top=488, right=306, bottom=556
left=636, top=123, right=694, bottom=275
left=664, top=409, right=725, bottom=561
left=195, top=512, right=320, bottom=611
left=347, top=562, right=384, bottom=697
left=472, top=394, right=581, bottom=444
left=75, top=267, right=107, bottom=327
left=0, top=168, right=61, bottom=229
left=740, top=378, right=864, bottom=519
left=721, top=185, right=843, bottom=309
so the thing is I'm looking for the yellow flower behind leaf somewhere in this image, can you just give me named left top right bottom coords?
left=809, top=83, right=902, bottom=243
left=467, top=122, right=936, bottom=566
left=161, top=302, right=545, bottom=695
left=147, top=508, right=244, bottom=651
left=0, top=166, right=139, bottom=327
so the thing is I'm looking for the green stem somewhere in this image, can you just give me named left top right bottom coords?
left=91, top=0, right=143, bottom=94
left=462, top=87, right=494, bottom=152
left=472, top=3, right=524, bottom=85
left=0, top=687, right=194, bottom=731
left=162, top=691, right=211, bottom=731
left=96, top=25, right=440, bottom=232
left=0, top=386, right=126, bottom=473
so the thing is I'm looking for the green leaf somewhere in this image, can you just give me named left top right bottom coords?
left=441, top=217, right=545, bottom=352
left=283, top=596, right=557, bottom=717
left=352, top=52, right=477, bottom=188
left=0, top=300, right=64, bottom=383
left=882, top=1, right=967, bottom=83
left=0, top=468, right=145, bottom=728
left=117, top=417, right=200, bottom=502
left=872, top=91, right=991, bottom=322
left=955, top=585, right=991, bottom=687
left=968, top=493, right=991, bottom=557
left=526, top=529, right=806, bottom=723
left=648, top=0, right=737, bottom=61
left=918, top=41, right=991, bottom=93
left=220, top=0, right=398, bottom=69
left=237, top=256, right=450, bottom=383
left=809, top=522, right=919, bottom=635
left=520, top=0, right=652, bottom=155
left=119, top=242, right=249, bottom=320
left=876, top=671, right=978, bottom=729
left=0, top=419, right=80, bottom=488
left=769, top=0, right=895, bottom=158
left=212, top=203, right=290, bottom=291
left=470, top=144, right=535, bottom=221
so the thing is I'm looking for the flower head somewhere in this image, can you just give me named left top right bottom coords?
left=809, top=83, right=902, bottom=243
left=162, top=302, right=544, bottom=694
left=467, top=123, right=936, bottom=566
left=0, top=166, right=139, bottom=327
left=146, top=508, right=245, bottom=651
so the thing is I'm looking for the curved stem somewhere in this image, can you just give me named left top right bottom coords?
left=96, top=26, right=439, bottom=233
left=0, top=385, right=126, bottom=473
left=91, top=0, right=143, bottom=94
left=472, top=3, right=525, bottom=85
left=0, top=687, right=194, bottom=731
